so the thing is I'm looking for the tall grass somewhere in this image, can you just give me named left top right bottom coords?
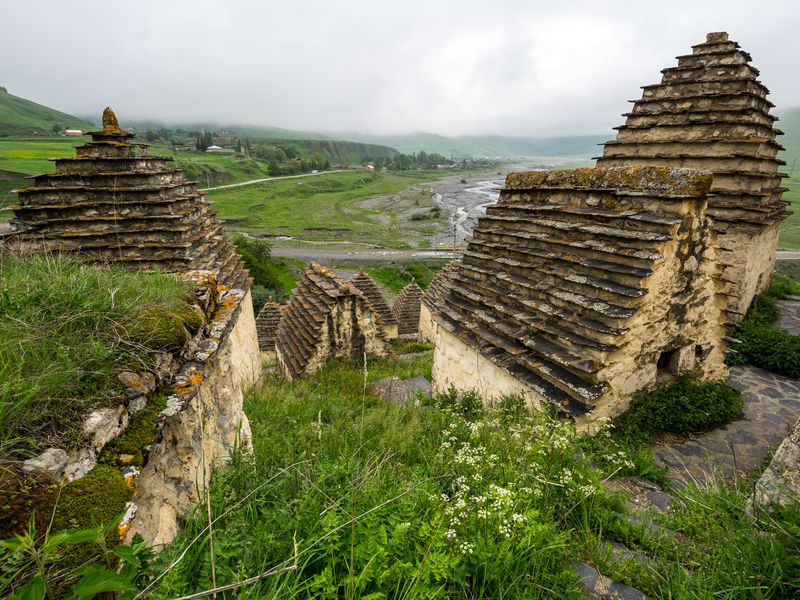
left=140, top=353, right=800, bottom=599
left=0, top=253, right=192, bottom=456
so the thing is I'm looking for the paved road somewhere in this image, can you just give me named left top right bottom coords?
left=200, top=170, right=338, bottom=192
left=271, top=246, right=456, bottom=265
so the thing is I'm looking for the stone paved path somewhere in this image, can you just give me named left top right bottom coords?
left=776, top=298, right=800, bottom=335
left=653, top=366, right=800, bottom=487
left=653, top=299, right=800, bottom=487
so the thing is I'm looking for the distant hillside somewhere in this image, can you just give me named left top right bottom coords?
left=121, top=119, right=332, bottom=141
left=0, top=88, right=95, bottom=136
left=336, top=132, right=609, bottom=159
left=278, top=139, right=399, bottom=163
left=776, top=106, right=800, bottom=170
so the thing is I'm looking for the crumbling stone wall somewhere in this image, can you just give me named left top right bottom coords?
left=276, top=262, right=391, bottom=380
left=130, top=277, right=258, bottom=545
left=596, top=32, right=789, bottom=323
left=432, top=167, right=727, bottom=427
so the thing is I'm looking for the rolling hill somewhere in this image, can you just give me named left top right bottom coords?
left=335, top=132, right=610, bottom=159
left=0, top=87, right=95, bottom=136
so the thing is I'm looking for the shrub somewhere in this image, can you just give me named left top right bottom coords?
left=233, top=235, right=296, bottom=300
left=613, top=374, right=743, bottom=442
left=726, top=291, right=800, bottom=378
left=765, top=273, right=800, bottom=299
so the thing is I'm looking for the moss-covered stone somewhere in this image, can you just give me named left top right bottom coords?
left=51, top=464, right=133, bottom=532
left=126, top=303, right=203, bottom=351
left=504, top=166, right=713, bottom=196
left=99, top=394, right=168, bottom=468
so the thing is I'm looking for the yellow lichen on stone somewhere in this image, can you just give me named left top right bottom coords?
left=504, top=166, right=713, bottom=197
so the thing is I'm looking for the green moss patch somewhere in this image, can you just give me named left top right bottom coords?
left=100, top=394, right=167, bottom=468
left=0, top=255, right=194, bottom=455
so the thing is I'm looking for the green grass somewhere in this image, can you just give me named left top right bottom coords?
left=206, top=170, right=447, bottom=248
left=0, top=254, right=196, bottom=456
left=0, top=88, right=93, bottom=136
left=365, top=259, right=449, bottom=293
left=726, top=278, right=800, bottom=377
left=135, top=355, right=800, bottom=599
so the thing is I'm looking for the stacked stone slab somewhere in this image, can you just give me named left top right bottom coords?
left=419, top=261, right=460, bottom=342
left=432, top=167, right=727, bottom=426
left=393, top=280, right=423, bottom=337
left=255, top=299, right=283, bottom=352
left=276, top=262, right=391, bottom=380
left=3, top=108, right=248, bottom=289
left=596, top=32, right=789, bottom=322
left=352, top=270, right=398, bottom=339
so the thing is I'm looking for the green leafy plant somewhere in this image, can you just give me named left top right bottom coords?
left=612, top=373, right=742, bottom=442
left=0, top=514, right=145, bottom=600
left=727, top=292, right=800, bottom=377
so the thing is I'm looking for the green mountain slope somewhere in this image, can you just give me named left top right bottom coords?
left=337, top=132, right=609, bottom=158
left=122, top=119, right=333, bottom=141
left=0, top=87, right=95, bottom=136
left=776, top=107, right=800, bottom=248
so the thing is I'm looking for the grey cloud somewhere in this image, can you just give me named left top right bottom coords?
left=0, top=0, right=798, bottom=136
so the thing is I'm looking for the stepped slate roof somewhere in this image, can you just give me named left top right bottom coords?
left=275, top=262, right=390, bottom=379
left=597, top=31, right=788, bottom=228
left=394, top=280, right=423, bottom=335
left=437, top=166, right=720, bottom=417
left=422, top=261, right=460, bottom=312
left=595, top=32, right=789, bottom=321
left=255, top=299, right=283, bottom=352
left=352, top=271, right=397, bottom=327
left=4, top=108, right=248, bottom=289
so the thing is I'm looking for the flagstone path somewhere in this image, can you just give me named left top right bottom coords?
left=653, top=300, right=800, bottom=487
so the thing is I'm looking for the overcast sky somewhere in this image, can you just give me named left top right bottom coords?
left=1, top=0, right=798, bottom=137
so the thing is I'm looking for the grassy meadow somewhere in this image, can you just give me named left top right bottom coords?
left=133, top=354, right=799, bottom=599
left=205, top=170, right=448, bottom=248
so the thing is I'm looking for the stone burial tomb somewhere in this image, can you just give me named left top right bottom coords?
left=2, top=108, right=262, bottom=547
left=419, top=260, right=460, bottom=342
left=255, top=298, right=284, bottom=354
left=276, top=261, right=391, bottom=380
left=431, top=166, right=728, bottom=428
left=597, top=32, right=789, bottom=323
left=352, top=270, right=399, bottom=339
left=3, top=107, right=249, bottom=289
left=393, top=280, right=424, bottom=337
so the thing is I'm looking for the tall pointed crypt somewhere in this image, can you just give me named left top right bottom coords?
left=597, top=32, right=789, bottom=322
left=4, top=108, right=248, bottom=288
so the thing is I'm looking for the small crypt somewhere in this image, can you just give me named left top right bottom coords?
left=419, top=261, right=460, bottom=342
left=255, top=298, right=283, bottom=356
left=352, top=270, right=399, bottom=339
left=393, top=280, right=424, bottom=337
left=596, top=32, right=789, bottom=323
left=431, top=166, right=728, bottom=427
left=275, top=262, right=391, bottom=380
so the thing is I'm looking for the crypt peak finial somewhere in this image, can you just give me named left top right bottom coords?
left=98, top=107, right=129, bottom=136
left=102, top=107, right=119, bottom=129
